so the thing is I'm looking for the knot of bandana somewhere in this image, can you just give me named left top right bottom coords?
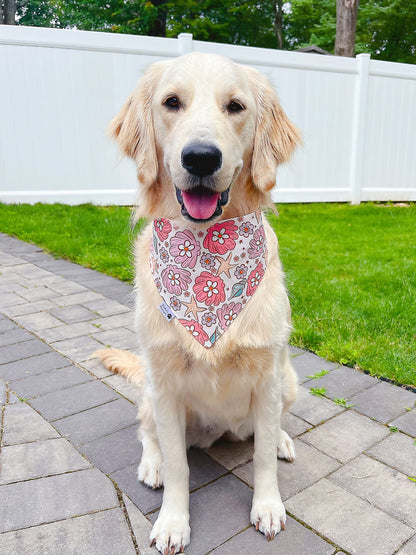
left=150, top=210, right=268, bottom=349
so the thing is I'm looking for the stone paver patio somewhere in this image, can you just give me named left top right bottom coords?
left=0, top=231, right=415, bottom=554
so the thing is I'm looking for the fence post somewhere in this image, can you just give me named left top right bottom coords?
left=178, top=33, right=193, bottom=55
left=350, top=53, right=370, bottom=205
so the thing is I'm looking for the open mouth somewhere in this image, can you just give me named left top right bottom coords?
left=175, top=186, right=230, bottom=222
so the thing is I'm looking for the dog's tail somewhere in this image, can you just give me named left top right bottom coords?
left=92, top=348, right=145, bottom=388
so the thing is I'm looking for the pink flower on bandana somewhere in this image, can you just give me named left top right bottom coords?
left=248, top=226, right=265, bottom=259
left=193, top=271, right=226, bottom=306
left=170, top=230, right=200, bottom=269
left=179, top=319, right=209, bottom=346
left=217, top=302, right=242, bottom=330
left=154, top=218, right=172, bottom=241
left=203, top=221, right=238, bottom=255
left=246, top=262, right=265, bottom=296
left=161, top=265, right=191, bottom=295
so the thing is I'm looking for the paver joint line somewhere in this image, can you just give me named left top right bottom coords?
left=1, top=233, right=415, bottom=555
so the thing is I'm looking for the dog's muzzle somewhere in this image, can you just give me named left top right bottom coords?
left=176, top=142, right=228, bottom=222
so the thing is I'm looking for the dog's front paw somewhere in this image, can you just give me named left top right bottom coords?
left=277, top=430, right=296, bottom=462
left=150, top=511, right=190, bottom=554
left=250, top=497, right=286, bottom=541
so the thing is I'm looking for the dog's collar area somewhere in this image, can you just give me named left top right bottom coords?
left=175, top=186, right=230, bottom=223
left=150, top=210, right=267, bottom=349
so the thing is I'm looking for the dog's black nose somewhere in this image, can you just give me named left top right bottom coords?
left=181, top=143, right=222, bottom=178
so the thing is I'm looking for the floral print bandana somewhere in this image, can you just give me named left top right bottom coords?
left=150, top=210, right=267, bottom=349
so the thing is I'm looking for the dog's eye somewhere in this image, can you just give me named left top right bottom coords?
left=227, top=100, right=245, bottom=114
left=163, top=96, right=180, bottom=110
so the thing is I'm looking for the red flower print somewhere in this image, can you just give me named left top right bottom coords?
left=216, top=302, right=242, bottom=330
left=154, top=218, right=172, bottom=241
left=170, top=230, right=200, bottom=269
left=246, top=262, right=265, bottom=296
left=161, top=265, right=191, bottom=295
left=193, top=271, right=226, bottom=306
left=179, top=319, right=209, bottom=346
left=203, top=221, right=238, bottom=255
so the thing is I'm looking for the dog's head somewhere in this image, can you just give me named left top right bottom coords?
left=110, top=53, right=301, bottom=223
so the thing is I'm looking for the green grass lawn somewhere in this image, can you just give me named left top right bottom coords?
left=0, top=202, right=415, bottom=387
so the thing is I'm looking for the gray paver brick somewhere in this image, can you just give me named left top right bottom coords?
left=28, top=379, right=119, bottom=421
left=149, top=474, right=253, bottom=555
left=0, top=292, right=26, bottom=309
left=80, top=357, right=114, bottom=378
left=0, top=317, right=17, bottom=333
left=49, top=304, right=98, bottom=324
left=285, top=478, right=414, bottom=555
left=38, top=321, right=101, bottom=343
left=307, top=365, right=378, bottom=400
left=233, top=438, right=340, bottom=501
left=91, top=327, right=138, bottom=350
left=17, top=286, right=58, bottom=302
left=46, top=280, right=88, bottom=295
left=211, top=515, right=335, bottom=554
left=0, top=328, right=33, bottom=347
left=329, top=454, right=416, bottom=528
left=122, top=494, right=154, bottom=555
left=366, top=432, right=416, bottom=476
left=291, top=351, right=338, bottom=383
left=0, top=468, right=119, bottom=533
left=3, top=403, right=59, bottom=446
left=51, top=290, right=104, bottom=307
left=1, top=351, right=70, bottom=382
left=51, top=335, right=105, bottom=363
left=205, top=438, right=254, bottom=470
left=78, top=424, right=141, bottom=474
left=390, top=409, right=416, bottom=437
left=83, top=297, right=130, bottom=317
left=290, top=385, right=345, bottom=426
left=14, top=312, right=66, bottom=332
left=102, top=373, right=141, bottom=403
left=52, top=398, right=137, bottom=445
left=0, top=339, right=51, bottom=366
left=351, top=381, right=416, bottom=423
left=0, top=381, right=5, bottom=405
left=0, top=438, right=91, bottom=484
left=0, top=508, right=136, bottom=555
left=2, top=299, right=59, bottom=318
left=397, top=535, right=416, bottom=555
left=91, top=312, right=134, bottom=331
left=10, top=364, right=93, bottom=399
left=0, top=252, right=26, bottom=266
left=301, top=410, right=390, bottom=463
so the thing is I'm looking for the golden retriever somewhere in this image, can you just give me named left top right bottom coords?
left=95, top=52, right=301, bottom=554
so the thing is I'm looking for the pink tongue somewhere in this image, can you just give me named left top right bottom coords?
left=182, top=190, right=220, bottom=220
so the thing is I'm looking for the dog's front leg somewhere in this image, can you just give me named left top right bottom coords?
left=250, top=363, right=286, bottom=540
left=149, top=378, right=190, bottom=554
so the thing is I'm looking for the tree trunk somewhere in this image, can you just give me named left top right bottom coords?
left=273, top=0, right=284, bottom=50
left=335, top=0, right=360, bottom=57
left=148, top=0, right=168, bottom=37
left=3, top=0, right=16, bottom=24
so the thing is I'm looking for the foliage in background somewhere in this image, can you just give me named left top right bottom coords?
left=10, top=0, right=416, bottom=63
left=0, top=202, right=415, bottom=387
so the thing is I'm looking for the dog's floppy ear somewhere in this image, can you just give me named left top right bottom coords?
left=248, top=69, right=302, bottom=192
left=109, top=66, right=162, bottom=189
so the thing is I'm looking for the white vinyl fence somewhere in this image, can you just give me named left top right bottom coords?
left=1, top=25, right=416, bottom=205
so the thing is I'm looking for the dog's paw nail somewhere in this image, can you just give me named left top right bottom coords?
left=280, top=518, right=286, bottom=531
left=255, top=520, right=260, bottom=531
left=150, top=538, right=156, bottom=547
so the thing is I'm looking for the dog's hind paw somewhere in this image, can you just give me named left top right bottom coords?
left=150, top=511, right=190, bottom=554
left=277, top=430, right=296, bottom=462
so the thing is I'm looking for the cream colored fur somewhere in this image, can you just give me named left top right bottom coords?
left=95, top=52, right=301, bottom=554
